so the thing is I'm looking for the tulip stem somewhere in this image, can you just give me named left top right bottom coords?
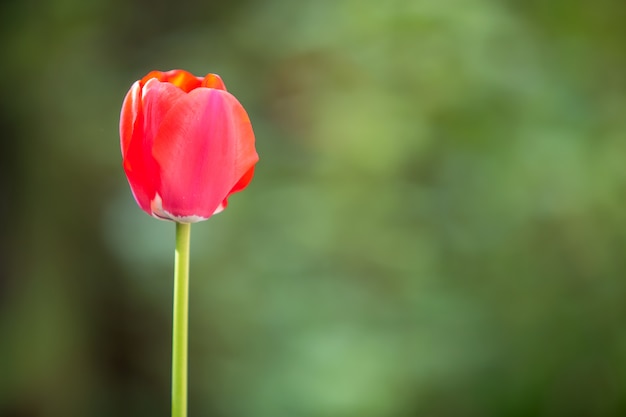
left=172, top=222, right=191, bottom=417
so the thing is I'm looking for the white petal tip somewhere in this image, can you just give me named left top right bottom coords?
left=150, top=193, right=209, bottom=223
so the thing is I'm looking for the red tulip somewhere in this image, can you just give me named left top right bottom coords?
left=120, top=69, right=258, bottom=223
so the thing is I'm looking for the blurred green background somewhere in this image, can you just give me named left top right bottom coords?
left=1, top=0, right=626, bottom=416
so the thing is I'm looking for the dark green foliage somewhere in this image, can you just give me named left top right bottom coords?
left=1, top=0, right=626, bottom=416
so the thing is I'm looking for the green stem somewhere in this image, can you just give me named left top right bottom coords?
left=172, top=222, right=191, bottom=417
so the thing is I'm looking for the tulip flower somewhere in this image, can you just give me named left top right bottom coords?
left=119, top=70, right=258, bottom=417
left=120, top=69, right=258, bottom=223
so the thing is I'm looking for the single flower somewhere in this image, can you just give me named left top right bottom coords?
left=120, top=69, right=258, bottom=223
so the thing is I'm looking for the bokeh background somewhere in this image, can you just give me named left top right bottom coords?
left=2, top=0, right=626, bottom=416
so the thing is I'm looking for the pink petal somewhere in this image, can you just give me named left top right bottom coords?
left=121, top=79, right=186, bottom=213
left=119, top=81, right=141, bottom=158
left=141, top=78, right=188, bottom=147
left=151, top=88, right=257, bottom=219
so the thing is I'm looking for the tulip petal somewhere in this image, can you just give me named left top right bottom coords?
left=141, top=78, right=188, bottom=145
left=201, top=73, right=227, bottom=90
left=123, top=118, right=156, bottom=213
left=152, top=88, right=258, bottom=220
left=119, top=81, right=141, bottom=158
left=122, top=79, right=186, bottom=213
left=141, top=70, right=168, bottom=85
left=141, top=69, right=203, bottom=93
left=120, top=81, right=155, bottom=212
left=229, top=165, right=256, bottom=195
left=216, top=165, right=256, bottom=215
left=166, top=70, right=203, bottom=92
